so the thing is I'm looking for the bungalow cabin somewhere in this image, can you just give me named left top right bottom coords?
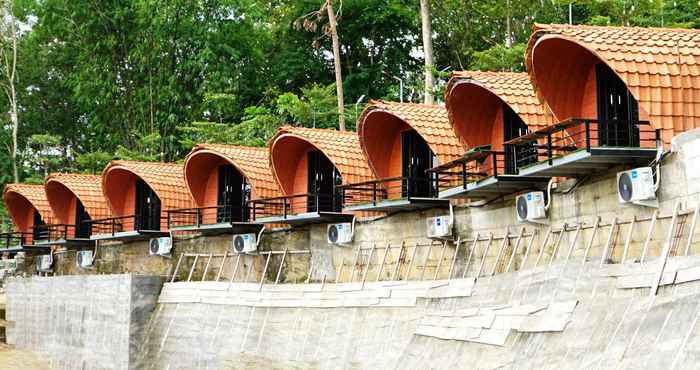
left=505, top=24, right=693, bottom=177
left=2, top=184, right=54, bottom=252
left=430, top=72, right=554, bottom=200
left=169, top=144, right=279, bottom=234
left=250, top=126, right=374, bottom=225
left=341, top=101, right=462, bottom=212
left=42, top=173, right=111, bottom=246
left=93, top=160, right=194, bottom=240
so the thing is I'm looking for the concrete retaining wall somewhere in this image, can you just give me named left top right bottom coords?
left=5, top=274, right=163, bottom=370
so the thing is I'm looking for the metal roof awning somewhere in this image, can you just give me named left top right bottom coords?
left=33, top=238, right=95, bottom=248
left=90, top=230, right=169, bottom=242
left=516, top=147, right=659, bottom=178
left=169, top=222, right=264, bottom=235
left=254, top=212, right=354, bottom=226
left=343, top=197, right=449, bottom=212
left=439, top=175, right=551, bottom=200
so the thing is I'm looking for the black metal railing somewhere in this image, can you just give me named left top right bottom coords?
left=503, top=118, right=659, bottom=171
left=0, top=232, right=29, bottom=249
left=428, top=149, right=509, bottom=193
left=85, top=215, right=129, bottom=237
left=31, top=224, right=83, bottom=243
left=167, top=205, right=249, bottom=229
left=249, top=191, right=342, bottom=221
left=338, top=176, right=439, bottom=207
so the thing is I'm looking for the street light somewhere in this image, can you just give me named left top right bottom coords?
left=355, top=95, right=366, bottom=122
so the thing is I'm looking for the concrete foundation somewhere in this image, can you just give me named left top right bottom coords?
left=5, top=274, right=163, bottom=370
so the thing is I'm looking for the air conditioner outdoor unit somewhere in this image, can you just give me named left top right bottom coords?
left=617, top=167, right=657, bottom=207
left=36, top=254, right=53, bottom=272
left=233, top=233, right=257, bottom=254
left=516, top=191, right=547, bottom=223
left=427, top=215, right=453, bottom=239
left=76, top=250, right=94, bottom=268
left=327, top=223, right=353, bottom=245
left=149, top=237, right=173, bottom=256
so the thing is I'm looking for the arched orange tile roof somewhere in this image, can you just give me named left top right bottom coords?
left=45, top=173, right=112, bottom=222
left=102, top=160, right=194, bottom=214
left=358, top=100, right=464, bottom=175
left=446, top=71, right=555, bottom=135
left=184, top=144, right=281, bottom=202
left=269, top=126, right=374, bottom=192
left=3, top=183, right=55, bottom=227
left=526, top=23, right=700, bottom=143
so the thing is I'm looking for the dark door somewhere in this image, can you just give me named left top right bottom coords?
left=596, top=63, right=640, bottom=147
left=402, top=130, right=436, bottom=198
left=217, top=164, right=249, bottom=223
left=503, top=103, right=536, bottom=174
left=74, top=200, right=91, bottom=238
left=307, top=151, right=341, bottom=213
left=135, top=179, right=161, bottom=231
left=32, top=210, right=47, bottom=241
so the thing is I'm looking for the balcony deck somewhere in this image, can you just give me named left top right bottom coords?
left=250, top=193, right=352, bottom=225
left=87, top=216, right=168, bottom=242
left=429, top=147, right=550, bottom=200
left=167, top=206, right=263, bottom=235
left=340, top=176, right=449, bottom=212
left=503, top=118, right=660, bottom=178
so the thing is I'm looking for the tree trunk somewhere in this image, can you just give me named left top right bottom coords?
left=326, top=0, right=345, bottom=131
left=3, top=12, right=19, bottom=183
left=420, top=0, right=435, bottom=104
left=505, top=0, right=513, bottom=48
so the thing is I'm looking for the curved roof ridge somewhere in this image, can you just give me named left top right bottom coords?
left=45, top=173, right=112, bottom=221
left=358, top=100, right=464, bottom=170
left=269, top=126, right=374, bottom=188
left=185, top=144, right=281, bottom=200
left=3, top=183, right=55, bottom=226
left=102, top=160, right=194, bottom=213
left=525, top=23, right=700, bottom=141
left=446, top=71, right=555, bottom=131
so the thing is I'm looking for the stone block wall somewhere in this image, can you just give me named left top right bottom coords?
left=5, top=274, right=163, bottom=370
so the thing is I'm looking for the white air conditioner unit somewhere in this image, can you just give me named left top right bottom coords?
left=516, top=191, right=547, bottom=223
left=149, top=237, right=173, bottom=256
left=327, top=223, right=353, bottom=245
left=233, top=233, right=257, bottom=254
left=76, top=250, right=94, bottom=268
left=36, top=254, right=52, bottom=272
left=427, top=215, right=453, bottom=239
left=617, top=167, right=657, bottom=207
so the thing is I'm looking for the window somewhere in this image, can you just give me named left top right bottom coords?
left=217, top=164, right=250, bottom=223
left=307, top=150, right=342, bottom=213
left=401, top=130, right=437, bottom=198
left=135, top=179, right=161, bottom=231
left=74, top=200, right=91, bottom=238
left=596, top=63, right=640, bottom=147
left=503, top=103, right=536, bottom=174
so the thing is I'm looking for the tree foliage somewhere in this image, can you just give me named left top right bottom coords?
left=0, top=0, right=697, bottom=193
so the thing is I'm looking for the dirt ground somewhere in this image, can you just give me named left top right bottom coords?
left=0, top=343, right=50, bottom=370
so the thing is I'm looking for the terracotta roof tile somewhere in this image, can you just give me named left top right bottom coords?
left=446, top=71, right=555, bottom=133
left=45, top=173, right=112, bottom=221
left=358, top=100, right=464, bottom=169
left=185, top=144, right=281, bottom=200
left=102, top=160, right=194, bottom=212
left=3, top=183, right=56, bottom=226
left=526, top=23, right=700, bottom=143
left=269, top=126, right=374, bottom=187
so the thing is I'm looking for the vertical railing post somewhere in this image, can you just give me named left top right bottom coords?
left=283, top=199, right=288, bottom=219
left=547, top=133, right=553, bottom=165
left=492, top=152, right=498, bottom=177
left=372, top=182, right=377, bottom=205
left=462, top=162, right=467, bottom=189
left=585, top=120, right=591, bottom=152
